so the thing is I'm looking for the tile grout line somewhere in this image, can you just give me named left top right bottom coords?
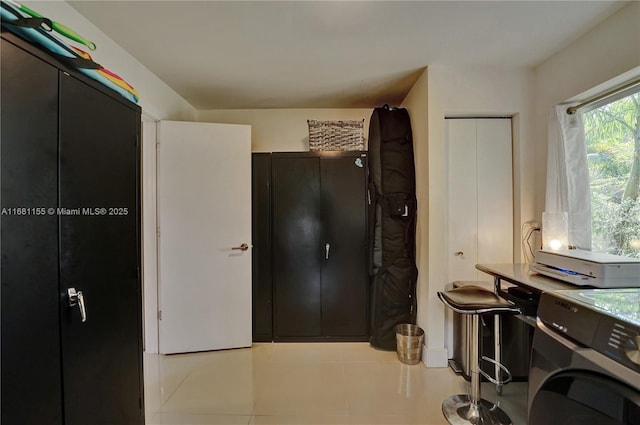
left=158, top=366, right=196, bottom=412
left=248, top=398, right=257, bottom=425
left=339, top=342, right=353, bottom=418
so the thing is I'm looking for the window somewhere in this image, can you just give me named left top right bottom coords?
left=583, top=89, right=640, bottom=257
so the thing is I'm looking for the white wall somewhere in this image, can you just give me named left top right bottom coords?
left=399, top=69, right=431, bottom=363
left=197, top=109, right=372, bottom=152
left=425, top=65, right=536, bottom=366
left=533, top=1, right=640, bottom=219
left=23, top=1, right=196, bottom=121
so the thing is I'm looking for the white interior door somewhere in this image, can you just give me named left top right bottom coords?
left=157, top=120, right=252, bottom=354
left=446, top=118, right=513, bottom=284
left=476, top=119, right=513, bottom=266
left=447, top=119, right=479, bottom=282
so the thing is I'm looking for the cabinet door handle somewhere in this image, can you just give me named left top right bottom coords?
left=455, top=251, right=464, bottom=256
left=232, top=243, right=249, bottom=251
left=325, top=243, right=330, bottom=260
left=67, top=288, right=87, bottom=322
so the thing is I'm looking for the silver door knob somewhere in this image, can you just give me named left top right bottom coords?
left=67, top=288, right=87, bottom=322
left=232, top=243, right=249, bottom=251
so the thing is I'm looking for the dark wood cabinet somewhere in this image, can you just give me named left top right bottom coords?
left=1, top=34, right=143, bottom=425
left=270, top=152, right=369, bottom=341
left=1, top=32, right=62, bottom=425
left=318, top=156, right=369, bottom=337
left=252, top=153, right=273, bottom=342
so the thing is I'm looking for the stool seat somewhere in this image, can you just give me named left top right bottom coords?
left=438, top=285, right=520, bottom=315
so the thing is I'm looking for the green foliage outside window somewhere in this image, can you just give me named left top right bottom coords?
left=583, top=91, right=640, bottom=257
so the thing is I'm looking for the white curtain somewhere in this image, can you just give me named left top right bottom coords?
left=545, top=105, right=592, bottom=249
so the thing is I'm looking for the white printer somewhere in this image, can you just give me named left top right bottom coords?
left=533, top=249, right=640, bottom=288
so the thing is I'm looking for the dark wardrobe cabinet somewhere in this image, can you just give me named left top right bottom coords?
left=252, top=153, right=273, bottom=342
left=1, top=34, right=144, bottom=425
left=252, top=152, right=369, bottom=342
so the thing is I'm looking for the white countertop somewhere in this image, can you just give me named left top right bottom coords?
left=476, top=263, right=578, bottom=293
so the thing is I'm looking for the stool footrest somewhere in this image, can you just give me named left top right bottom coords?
left=480, top=356, right=512, bottom=386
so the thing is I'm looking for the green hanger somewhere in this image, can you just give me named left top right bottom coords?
left=7, top=0, right=96, bottom=50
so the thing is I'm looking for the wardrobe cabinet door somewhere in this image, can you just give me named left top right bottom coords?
left=252, top=153, right=273, bottom=341
left=59, top=74, right=143, bottom=425
left=273, top=157, right=322, bottom=338
left=1, top=39, right=63, bottom=425
left=320, top=155, right=368, bottom=337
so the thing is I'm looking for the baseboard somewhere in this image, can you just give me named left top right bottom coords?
left=423, top=347, right=449, bottom=367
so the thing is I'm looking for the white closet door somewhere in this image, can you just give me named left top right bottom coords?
left=447, top=118, right=513, bottom=284
left=476, top=119, right=513, bottom=266
left=447, top=119, right=479, bottom=282
left=157, top=121, right=252, bottom=354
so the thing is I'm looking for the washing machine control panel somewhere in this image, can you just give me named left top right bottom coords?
left=537, top=293, right=600, bottom=345
left=592, top=317, right=640, bottom=373
left=538, top=291, right=640, bottom=374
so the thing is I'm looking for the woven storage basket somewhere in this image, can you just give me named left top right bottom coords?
left=307, top=119, right=365, bottom=151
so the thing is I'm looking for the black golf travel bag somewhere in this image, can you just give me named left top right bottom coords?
left=368, top=105, right=418, bottom=350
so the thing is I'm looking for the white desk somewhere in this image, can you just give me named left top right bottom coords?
left=476, top=263, right=577, bottom=294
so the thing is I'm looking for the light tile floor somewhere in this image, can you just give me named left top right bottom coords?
left=144, top=343, right=527, bottom=425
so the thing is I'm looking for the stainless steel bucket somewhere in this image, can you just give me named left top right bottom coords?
left=395, top=324, right=424, bottom=365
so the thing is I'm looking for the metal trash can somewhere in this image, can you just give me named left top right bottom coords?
left=451, top=281, right=494, bottom=378
left=395, top=324, right=424, bottom=365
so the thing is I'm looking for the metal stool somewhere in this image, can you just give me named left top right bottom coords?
left=438, top=285, right=520, bottom=425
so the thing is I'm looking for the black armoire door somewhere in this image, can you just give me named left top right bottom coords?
left=58, top=73, right=143, bottom=425
left=272, top=152, right=368, bottom=340
left=320, top=156, right=368, bottom=336
left=252, top=153, right=273, bottom=341
left=273, top=155, right=322, bottom=337
left=1, top=38, right=62, bottom=425
left=1, top=34, right=143, bottom=425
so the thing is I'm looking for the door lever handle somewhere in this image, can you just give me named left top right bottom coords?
left=232, top=243, right=249, bottom=251
left=325, top=243, right=330, bottom=260
left=67, top=288, right=87, bottom=322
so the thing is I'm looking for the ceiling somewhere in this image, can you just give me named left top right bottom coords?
left=68, top=1, right=627, bottom=110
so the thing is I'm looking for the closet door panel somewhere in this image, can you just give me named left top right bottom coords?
left=320, top=155, right=368, bottom=336
left=273, top=157, right=322, bottom=337
left=477, top=119, right=513, bottom=264
left=59, top=74, right=143, bottom=425
left=446, top=119, right=479, bottom=281
left=0, top=39, right=63, bottom=425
